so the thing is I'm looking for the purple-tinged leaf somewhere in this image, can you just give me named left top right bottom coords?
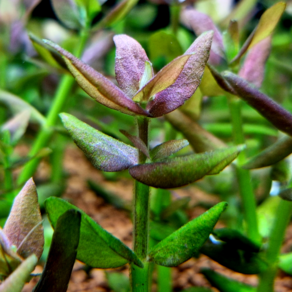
left=165, top=110, right=226, bottom=153
left=230, top=2, right=286, bottom=65
left=129, top=145, right=243, bottom=189
left=120, top=130, right=150, bottom=158
left=4, top=178, right=44, bottom=259
left=132, top=54, right=192, bottom=103
left=243, top=136, right=292, bottom=169
left=44, top=40, right=149, bottom=117
left=181, top=8, right=224, bottom=65
left=0, top=230, right=22, bottom=279
left=0, top=254, right=37, bottom=292
left=148, top=202, right=227, bottom=266
left=222, top=71, right=292, bottom=137
left=114, top=34, right=152, bottom=98
left=239, top=37, right=271, bottom=88
left=51, top=0, right=81, bottom=29
left=146, top=31, right=213, bottom=117
left=60, top=113, right=138, bottom=171
left=150, top=139, right=189, bottom=161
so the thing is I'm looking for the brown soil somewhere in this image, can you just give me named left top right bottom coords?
left=22, top=145, right=292, bottom=292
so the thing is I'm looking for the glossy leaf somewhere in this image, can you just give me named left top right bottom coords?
left=150, top=139, right=189, bottom=161
left=243, top=136, right=292, bottom=169
left=146, top=31, right=213, bottom=117
left=0, top=90, right=45, bottom=125
left=4, top=178, right=44, bottom=259
left=148, top=202, right=227, bottom=266
left=166, top=110, right=226, bottom=153
left=222, top=71, right=292, bottom=137
left=44, top=40, right=148, bottom=116
left=45, top=197, right=143, bottom=268
left=114, top=34, right=152, bottom=98
left=212, top=228, right=260, bottom=253
left=239, top=37, right=271, bottom=88
left=60, top=113, right=138, bottom=172
left=0, top=254, right=37, bottom=292
left=130, top=145, right=243, bottom=189
left=181, top=8, right=224, bottom=65
left=33, top=210, right=81, bottom=292
left=51, top=0, right=81, bottom=29
left=132, top=54, right=192, bottom=103
left=201, top=268, right=256, bottom=292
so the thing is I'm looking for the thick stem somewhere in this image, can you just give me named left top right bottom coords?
left=228, top=97, right=261, bottom=244
left=257, top=200, right=292, bottom=292
left=131, top=117, right=150, bottom=292
left=17, top=28, right=89, bottom=185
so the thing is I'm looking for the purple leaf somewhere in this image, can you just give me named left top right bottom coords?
left=181, top=8, right=224, bottom=65
left=60, top=113, right=138, bottom=171
left=222, top=71, right=292, bottom=137
left=114, top=34, right=152, bottom=98
left=239, top=37, right=271, bottom=88
left=146, top=31, right=213, bottom=117
left=129, top=145, right=243, bottom=189
left=4, top=178, right=44, bottom=259
left=44, top=40, right=149, bottom=117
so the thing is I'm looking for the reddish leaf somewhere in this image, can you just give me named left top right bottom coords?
left=146, top=31, right=213, bottom=117
left=4, top=178, right=43, bottom=259
left=114, top=34, right=152, bottom=98
left=44, top=40, right=149, bottom=117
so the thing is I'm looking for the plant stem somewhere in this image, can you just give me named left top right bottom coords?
left=17, top=28, right=89, bottom=185
left=157, top=265, right=172, bottom=292
left=228, top=96, right=261, bottom=244
left=170, top=4, right=181, bottom=36
left=131, top=117, right=150, bottom=292
left=257, top=200, right=292, bottom=292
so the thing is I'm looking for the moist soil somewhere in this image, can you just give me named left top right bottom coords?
left=22, top=145, right=292, bottom=292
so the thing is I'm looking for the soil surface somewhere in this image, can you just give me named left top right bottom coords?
left=21, top=145, right=292, bottom=292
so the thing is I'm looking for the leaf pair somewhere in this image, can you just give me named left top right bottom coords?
left=61, top=113, right=243, bottom=189
left=44, top=31, right=213, bottom=117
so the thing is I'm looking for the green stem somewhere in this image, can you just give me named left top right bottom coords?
left=170, top=4, right=181, bottom=36
left=228, top=97, right=261, bottom=244
left=157, top=265, right=172, bottom=292
left=17, top=28, right=89, bottom=185
left=257, top=200, right=292, bottom=292
left=131, top=117, right=150, bottom=292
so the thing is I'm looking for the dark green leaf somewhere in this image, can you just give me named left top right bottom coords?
left=149, top=222, right=176, bottom=242
left=33, top=210, right=81, bottom=292
left=200, top=239, right=267, bottom=274
left=148, top=202, right=227, bottom=266
left=45, top=197, right=143, bottom=268
left=243, top=136, right=292, bottom=169
left=129, top=146, right=243, bottom=189
left=0, top=254, right=37, bottom=292
left=201, top=268, right=256, bottom=292
left=150, top=139, right=189, bottom=161
left=212, top=228, right=260, bottom=253
left=60, top=113, right=138, bottom=171
left=161, top=197, right=190, bottom=220
left=106, top=272, right=130, bottom=292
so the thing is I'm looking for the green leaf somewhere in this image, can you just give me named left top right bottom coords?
left=45, top=197, right=143, bottom=268
left=166, top=110, right=227, bottom=153
left=0, top=254, right=37, bottom=292
left=129, top=146, right=243, bottom=189
left=243, top=136, right=292, bottom=169
left=149, top=222, right=176, bottom=242
left=106, top=272, right=130, bottom=292
left=201, top=268, right=256, bottom=292
left=161, top=197, right=190, bottom=220
left=60, top=113, right=138, bottom=172
left=4, top=178, right=44, bottom=260
left=212, top=228, right=260, bottom=253
left=150, top=139, right=189, bottom=161
left=181, top=288, right=212, bottom=292
left=279, top=252, right=292, bottom=275
left=33, top=210, right=81, bottom=292
left=200, top=239, right=267, bottom=274
left=148, top=202, right=227, bottom=267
